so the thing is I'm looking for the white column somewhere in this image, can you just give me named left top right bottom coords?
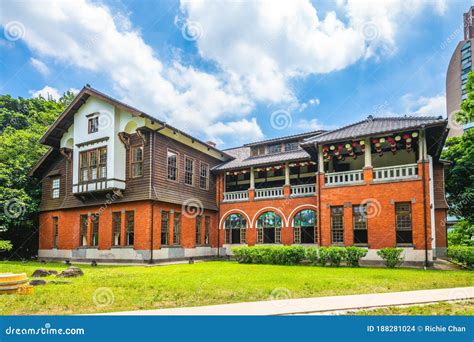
left=250, top=167, right=255, bottom=189
left=318, top=145, right=324, bottom=173
left=418, top=130, right=427, bottom=162
left=364, top=138, right=372, bottom=168
left=284, top=162, right=290, bottom=185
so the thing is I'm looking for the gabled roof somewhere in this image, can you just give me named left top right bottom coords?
left=301, top=115, right=447, bottom=145
left=39, top=85, right=231, bottom=158
left=244, top=130, right=325, bottom=147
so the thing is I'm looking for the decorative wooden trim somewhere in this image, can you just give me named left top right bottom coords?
left=59, top=147, right=72, bottom=161
left=118, top=132, right=130, bottom=149
left=76, top=136, right=109, bottom=148
left=136, top=128, right=147, bottom=144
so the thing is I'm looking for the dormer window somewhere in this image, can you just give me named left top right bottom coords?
left=267, top=144, right=281, bottom=154
left=88, top=116, right=99, bottom=134
left=285, top=141, right=299, bottom=151
left=251, top=146, right=265, bottom=157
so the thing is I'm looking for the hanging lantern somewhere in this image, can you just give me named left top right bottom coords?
left=375, top=142, right=382, bottom=155
left=242, top=170, right=247, bottom=174
left=345, top=143, right=351, bottom=149
left=379, top=137, right=386, bottom=144
left=372, top=138, right=379, bottom=144
left=411, top=131, right=419, bottom=138
left=330, top=145, right=335, bottom=151
left=360, top=140, right=365, bottom=151
left=226, top=172, right=230, bottom=175
left=395, top=135, right=401, bottom=142
left=387, top=137, right=397, bottom=154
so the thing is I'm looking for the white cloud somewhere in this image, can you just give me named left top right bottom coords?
left=403, top=94, right=446, bottom=117
left=206, top=118, right=264, bottom=145
left=298, top=98, right=320, bottom=112
left=296, top=118, right=324, bottom=131
left=181, top=0, right=446, bottom=102
left=29, top=57, right=49, bottom=76
left=29, top=85, right=61, bottom=100
left=0, top=0, right=254, bottom=146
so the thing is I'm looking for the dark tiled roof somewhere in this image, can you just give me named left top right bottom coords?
left=213, top=147, right=311, bottom=171
left=244, top=130, right=325, bottom=147
left=302, top=116, right=446, bottom=145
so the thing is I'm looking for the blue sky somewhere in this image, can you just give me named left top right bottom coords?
left=0, top=0, right=471, bottom=149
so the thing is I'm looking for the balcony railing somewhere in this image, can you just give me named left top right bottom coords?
left=291, top=184, right=316, bottom=197
left=223, top=190, right=249, bottom=202
left=373, top=163, right=418, bottom=182
left=255, top=187, right=284, bottom=200
left=325, top=170, right=364, bottom=186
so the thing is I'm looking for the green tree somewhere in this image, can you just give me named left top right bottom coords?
left=448, top=219, right=474, bottom=246
left=0, top=93, right=72, bottom=258
left=457, top=71, right=474, bottom=124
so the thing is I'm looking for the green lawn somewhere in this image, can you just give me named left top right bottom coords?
left=0, top=261, right=473, bottom=315
left=352, top=301, right=474, bottom=315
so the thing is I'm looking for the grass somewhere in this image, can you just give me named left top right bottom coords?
left=351, top=301, right=474, bottom=315
left=0, top=261, right=473, bottom=315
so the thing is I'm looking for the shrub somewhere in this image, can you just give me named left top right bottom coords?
left=345, top=246, right=368, bottom=267
left=305, top=247, right=318, bottom=265
left=447, top=246, right=474, bottom=268
left=377, top=248, right=404, bottom=268
left=327, top=247, right=346, bottom=267
left=0, top=241, right=13, bottom=252
left=317, top=247, right=330, bottom=266
left=231, top=246, right=306, bottom=265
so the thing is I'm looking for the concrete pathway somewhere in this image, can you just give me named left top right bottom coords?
left=105, top=286, right=474, bottom=316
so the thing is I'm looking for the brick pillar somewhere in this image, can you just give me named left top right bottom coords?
left=343, top=205, right=353, bottom=246
left=363, top=166, right=373, bottom=183
left=248, top=188, right=255, bottom=201
left=283, top=184, right=291, bottom=198
left=169, top=210, right=175, bottom=246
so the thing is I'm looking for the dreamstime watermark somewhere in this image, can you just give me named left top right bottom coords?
left=4, top=323, right=85, bottom=336
left=4, top=21, right=25, bottom=41
left=181, top=20, right=203, bottom=41
left=270, top=110, right=292, bottom=130
left=359, top=22, right=379, bottom=42
left=182, top=198, right=204, bottom=218
left=269, top=287, right=292, bottom=308
left=92, top=287, right=115, bottom=308
left=3, top=198, right=26, bottom=219
left=97, top=110, right=114, bottom=131
left=96, top=189, right=122, bottom=217
left=447, top=110, right=466, bottom=131
left=360, top=198, right=382, bottom=219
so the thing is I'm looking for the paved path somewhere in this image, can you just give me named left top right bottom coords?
left=105, top=286, right=474, bottom=316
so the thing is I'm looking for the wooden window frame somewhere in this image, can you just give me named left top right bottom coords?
left=204, top=215, right=211, bottom=245
left=167, top=149, right=179, bottom=182
left=52, top=216, right=59, bottom=248
left=79, top=147, right=107, bottom=183
left=51, top=177, right=60, bottom=199
left=199, top=162, right=209, bottom=190
left=80, top=214, right=88, bottom=246
left=161, top=211, right=169, bottom=245
left=184, top=156, right=194, bottom=186
left=353, top=205, right=368, bottom=245
left=112, top=212, right=121, bottom=247
left=173, top=212, right=181, bottom=245
left=130, top=145, right=144, bottom=178
left=395, top=202, right=413, bottom=245
left=91, top=214, right=99, bottom=247
left=195, top=215, right=202, bottom=245
left=330, top=206, right=344, bottom=245
left=88, top=116, right=99, bottom=134
left=125, top=211, right=135, bottom=246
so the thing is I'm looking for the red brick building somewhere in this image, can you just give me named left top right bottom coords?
left=31, top=86, right=449, bottom=265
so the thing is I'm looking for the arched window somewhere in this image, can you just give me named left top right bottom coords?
left=256, top=211, right=282, bottom=244
left=224, top=213, right=247, bottom=244
left=293, top=209, right=317, bottom=244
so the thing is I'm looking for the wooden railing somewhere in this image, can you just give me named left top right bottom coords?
left=223, top=190, right=249, bottom=202
left=373, top=164, right=418, bottom=182
left=291, top=184, right=316, bottom=197
left=325, top=170, right=364, bottom=186
left=255, top=187, right=284, bottom=200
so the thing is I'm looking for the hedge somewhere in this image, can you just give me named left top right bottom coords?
left=232, top=246, right=368, bottom=267
left=447, top=246, right=474, bottom=269
left=376, top=248, right=404, bottom=268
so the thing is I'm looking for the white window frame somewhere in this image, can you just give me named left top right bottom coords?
left=199, top=162, right=209, bottom=190
left=52, top=177, right=60, bottom=199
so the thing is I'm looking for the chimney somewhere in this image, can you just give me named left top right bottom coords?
left=206, top=141, right=216, bottom=148
left=464, top=6, right=474, bottom=40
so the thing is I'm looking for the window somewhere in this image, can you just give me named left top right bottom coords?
left=199, top=162, right=209, bottom=190
left=161, top=211, right=169, bottom=245
left=293, top=210, right=316, bottom=244
left=196, top=215, right=202, bottom=245
left=131, top=146, right=143, bottom=178
left=256, top=212, right=282, bottom=244
left=167, top=150, right=178, bottom=181
left=331, top=206, right=344, bottom=244
left=91, top=214, right=99, bottom=247
left=250, top=146, right=265, bottom=157
left=224, top=213, right=247, bottom=244
left=125, top=211, right=134, bottom=246
left=88, top=116, right=98, bottom=134
left=395, top=202, right=412, bottom=245
left=173, top=213, right=181, bottom=245
left=112, top=212, right=121, bottom=246
left=267, top=144, right=281, bottom=154
left=204, top=216, right=210, bottom=245
left=285, top=141, right=299, bottom=152
left=51, top=177, right=60, bottom=199
left=184, top=157, right=194, bottom=185
left=79, top=147, right=107, bottom=182
left=353, top=205, right=368, bottom=245
left=53, top=216, right=59, bottom=248
left=80, top=215, right=88, bottom=246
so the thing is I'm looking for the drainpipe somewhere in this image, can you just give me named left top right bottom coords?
left=421, top=126, right=428, bottom=268
left=316, top=144, right=322, bottom=246
left=149, top=131, right=154, bottom=264
left=217, top=174, right=221, bottom=258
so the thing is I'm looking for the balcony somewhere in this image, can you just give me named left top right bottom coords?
left=290, top=184, right=316, bottom=197
left=325, top=170, right=364, bottom=186
left=73, top=179, right=126, bottom=194
left=255, top=187, right=284, bottom=200
left=223, top=190, right=249, bottom=203
left=373, top=163, right=418, bottom=182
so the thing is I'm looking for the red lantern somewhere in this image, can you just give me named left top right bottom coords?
left=387, top=137, right=397, bottom=154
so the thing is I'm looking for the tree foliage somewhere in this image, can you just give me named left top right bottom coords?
left=0, top=93, right=72, bottom=258
left=457, top=71, right=474, bottom=124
